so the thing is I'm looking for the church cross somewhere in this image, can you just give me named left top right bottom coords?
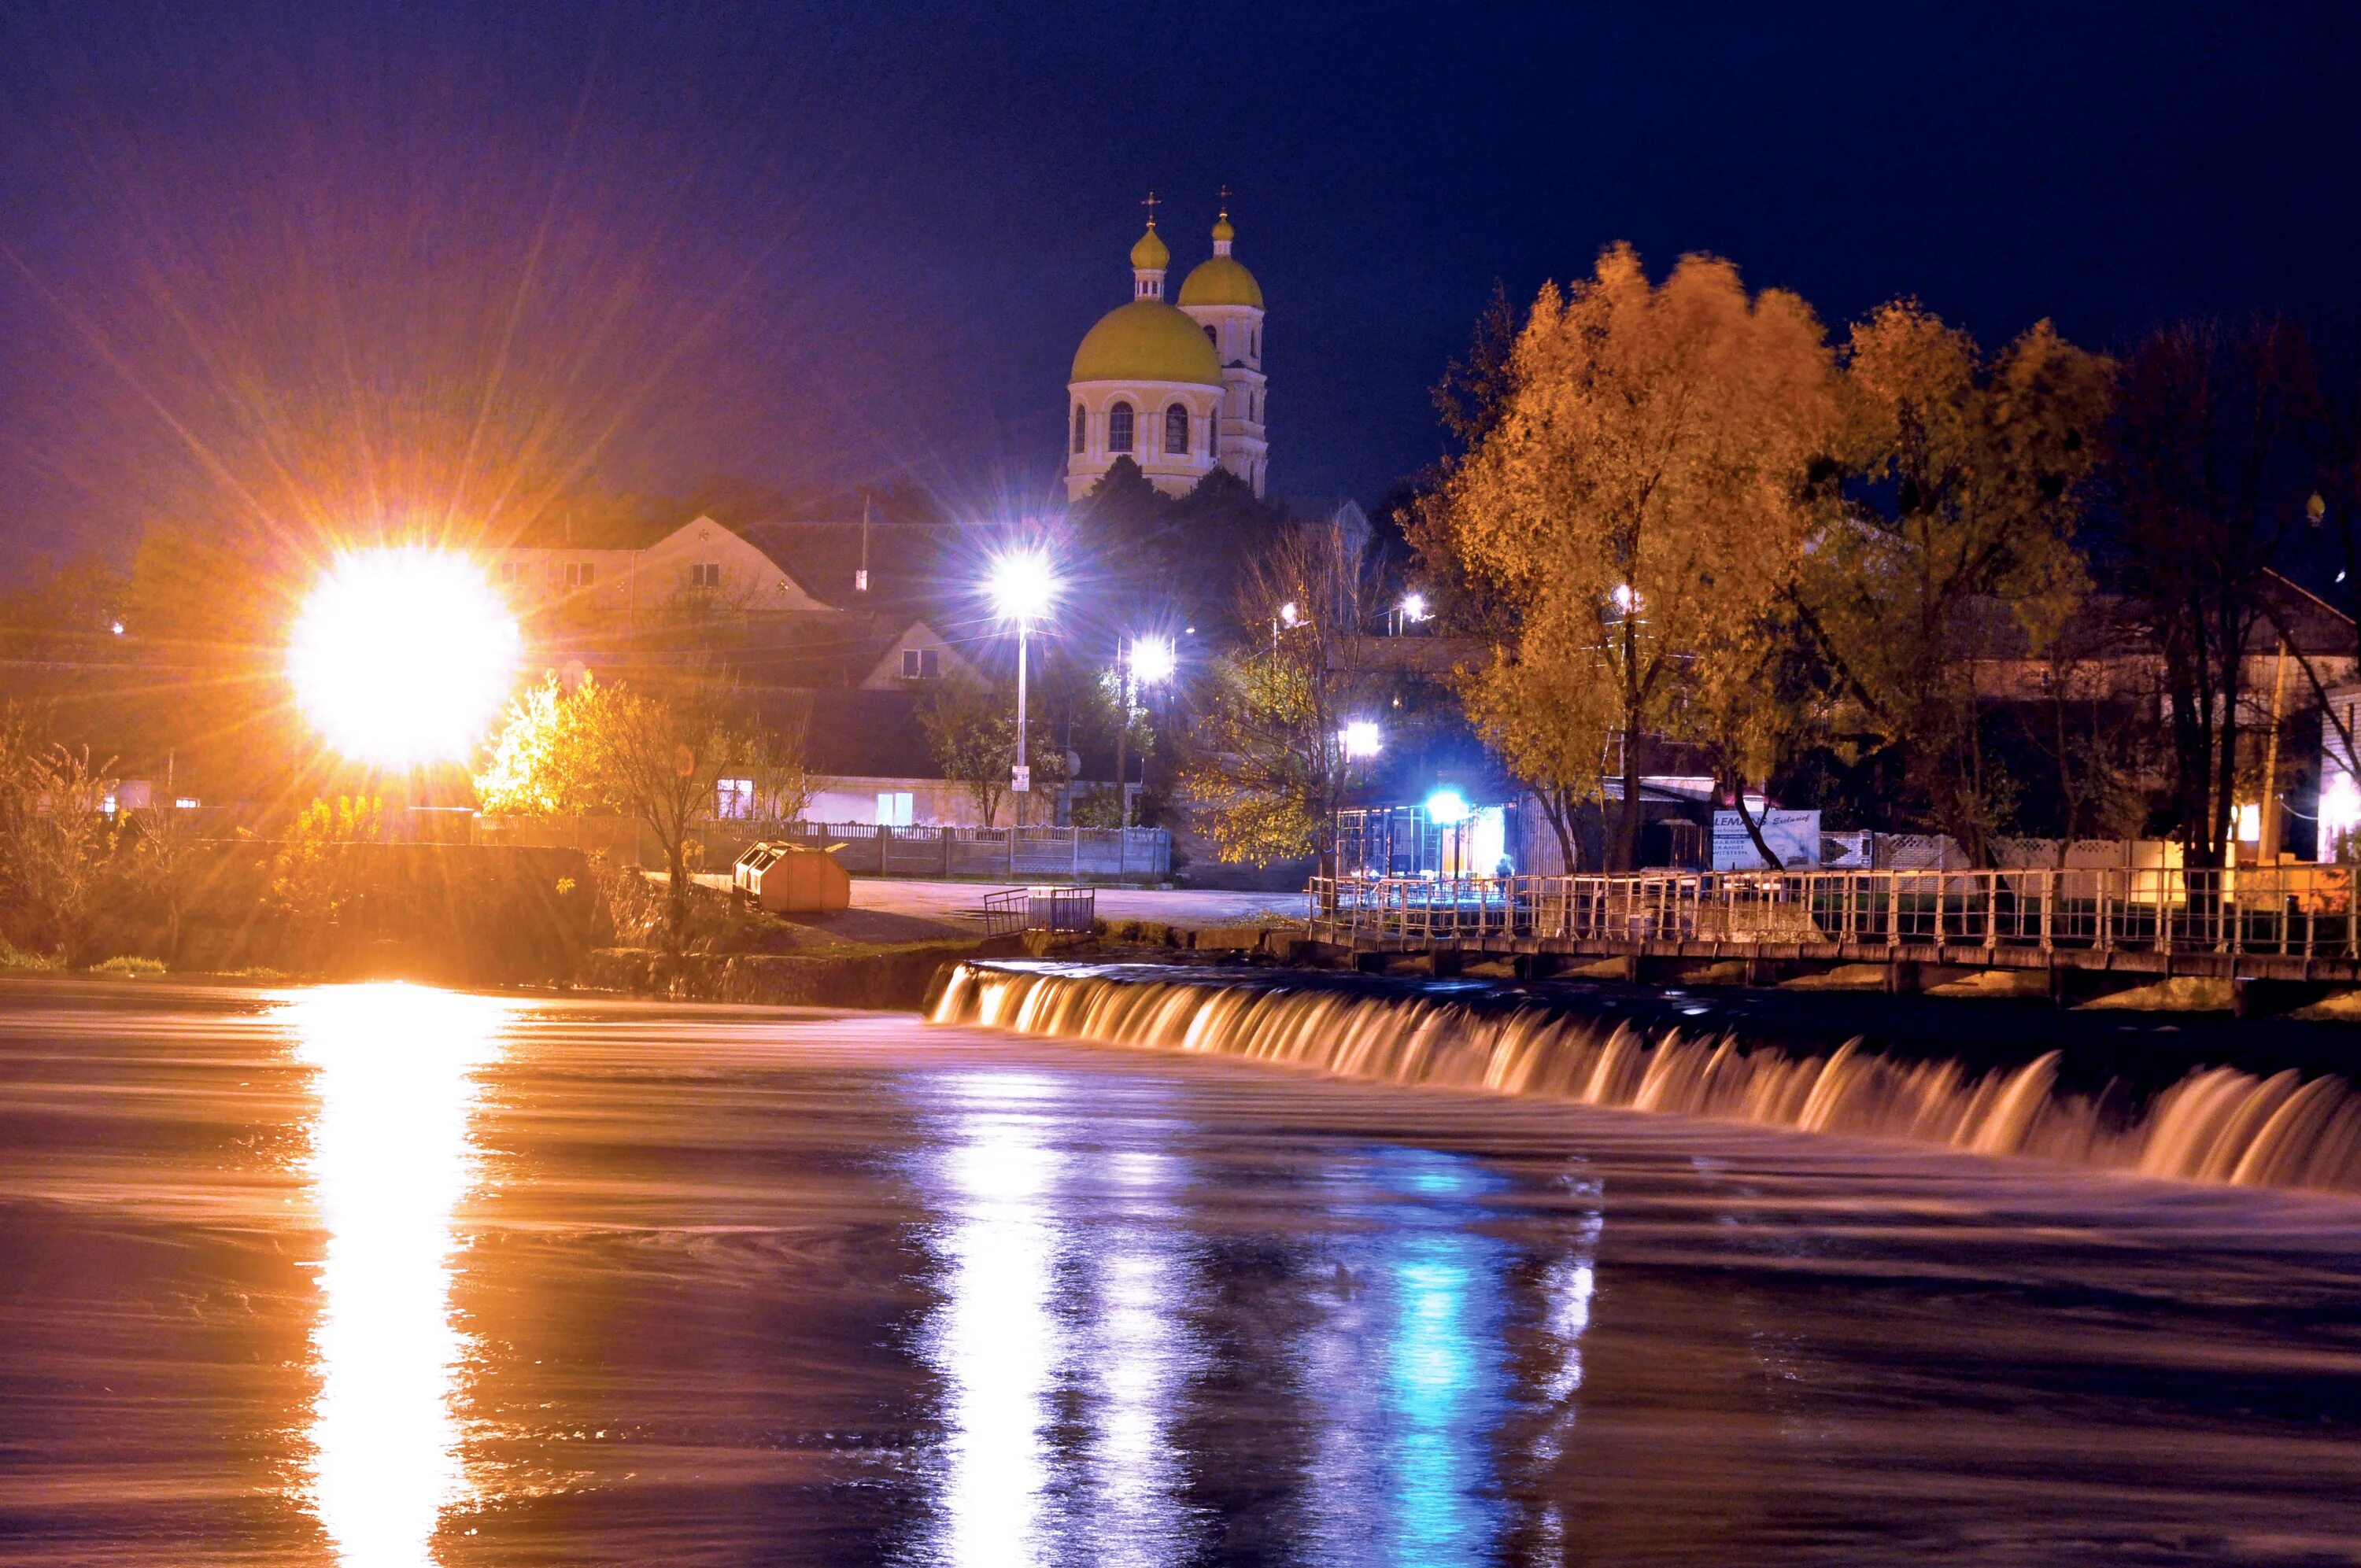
left=1140, top=190, right=1160, bottom=227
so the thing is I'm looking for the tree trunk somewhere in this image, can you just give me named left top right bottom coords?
left=1727, top=774, right=1779, bottom=870
left=1616, top=725, right=1642, bottom=872
left=664, top=836, right=689, bottom=956
left=1539, top=787, right=1581, bottom=873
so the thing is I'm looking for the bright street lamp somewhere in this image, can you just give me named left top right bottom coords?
left=287, top=548, right=521, bottom=767
left=1113, top=633, right=1177, bottom=828
left=986, top=547, right=1059, bottom=824
left=1339, top=720, right=1383, bottom=760
left=1128, top=633, right=1176, bottom=686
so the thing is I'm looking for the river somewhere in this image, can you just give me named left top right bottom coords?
left=2, top=974, right=2358, bottom=1565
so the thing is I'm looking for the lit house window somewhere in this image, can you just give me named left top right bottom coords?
left=716, top=777, right=756, bottom=820
left=875, top=791, right=914, bottom=827
left=902, top=647, right=940, bottom=680
left=1108, top=401, right=1133, bottom=454
left=498, top=560, right=523, bottom=584
left=565, top=561, right=594, bottom=588
left=690, top=563, right=722, bottom=588
left=1164, top=404, right=1189, bottom=454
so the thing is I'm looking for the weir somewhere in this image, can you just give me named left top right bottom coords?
left=931, top=961, right=2361, bottom=1197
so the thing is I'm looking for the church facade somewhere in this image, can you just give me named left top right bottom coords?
left=1066, top=204, right=1267, bottom=500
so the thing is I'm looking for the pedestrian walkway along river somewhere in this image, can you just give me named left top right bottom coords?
left=2, top=977, right=2357, bottom=1563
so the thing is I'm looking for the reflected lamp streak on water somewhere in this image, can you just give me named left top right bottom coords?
left=283, top=984, right=511, bottom=1568
left=1081, top=1146, right=1199, bottom=1566
left=1293, top=1148, right=1525, bottom=1566
left=921, top=1072, right=1067, bottom=1567
left=1380, top=1154, right=1506, bottom=1564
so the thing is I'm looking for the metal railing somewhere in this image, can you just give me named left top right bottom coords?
left=763, top=821, right=1170, bottom=880
left=1306, top=865, right=2359, bottom=959
left=981, top=885, right=1098, bottom=937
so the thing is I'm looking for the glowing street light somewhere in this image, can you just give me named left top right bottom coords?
left=1113, top=633, right=1177, bottom=829
left=986, top=547, right=1059, bottom=823
left=1128, top=633, right=1176, bottom=687
left=287, top=548, right=521, bottom=767
left=987, top=548, right=1059, bottom=626
left=1424, top=788, right=1469, bottom=825
left=1339, top=720, right=1383, bottom=760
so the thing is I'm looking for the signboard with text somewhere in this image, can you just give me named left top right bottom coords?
left=1712, top=808, right=1821, bottom=870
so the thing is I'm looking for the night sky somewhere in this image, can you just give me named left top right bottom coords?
left=3, top=1, right=2359, bottom=571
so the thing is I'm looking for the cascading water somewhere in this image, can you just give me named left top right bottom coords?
left=930, top=962, right=2361, bottom=1196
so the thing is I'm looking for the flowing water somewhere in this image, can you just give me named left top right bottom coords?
left=934, top=961, right=2361, bottom=1195
left=3, top=975, right=2360, bottom=1565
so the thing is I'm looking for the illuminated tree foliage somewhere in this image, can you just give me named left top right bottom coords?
left=1429, top=245, right=1835, bottom=868
left=1458, top=644, right=1614, bottom=873
left=1799, top=306, right=2110, bottom=865
left=1181, top=518, right=1388, bottom=873
left=0, top=706, right=120, bottom=965
left=918, top=674, right=1067, bottom=828
left=475, top=673, right=767, bottom=951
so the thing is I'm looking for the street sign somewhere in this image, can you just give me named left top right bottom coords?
left=1011, top=764, right=1030, bottom=793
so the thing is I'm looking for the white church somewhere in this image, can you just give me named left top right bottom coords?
left=1066, top=201, right=1268, bottom=500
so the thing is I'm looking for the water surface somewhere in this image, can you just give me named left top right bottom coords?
left=2, top=979, right=2358, bottom=1565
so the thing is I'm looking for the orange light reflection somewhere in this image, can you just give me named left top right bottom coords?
left=285, top=984, right=510, bottom=1566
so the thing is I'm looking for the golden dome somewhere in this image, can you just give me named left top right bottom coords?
left=1070, top=300, right=1223, bottom=386
left=1211, top=213, right=1236, bottom=244
left=1178, top=254, right=1263, bottom=309
left=1129, top=223, right=1169, bottom=271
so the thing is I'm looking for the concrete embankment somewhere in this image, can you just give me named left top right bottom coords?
left=583, top=938, right=1043, bottom=1010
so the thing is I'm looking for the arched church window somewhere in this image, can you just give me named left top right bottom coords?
left=1203, top=325, right=1216, bottom=346
left=1164, top=404, right=1189, bottom=455
left=1072, top=404, right=1087, bottom=454
left=1108, top=401, right=1133, bottom=454
left=1252, top=329, right=1260, bottom=359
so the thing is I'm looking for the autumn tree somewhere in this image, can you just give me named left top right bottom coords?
left=0, top=705, right=121, bottom=965
left=476, top=673, right=760, bottom=950
left=1798, top=306, right=2112, bottom=865
left=1457, top=645, right=1613, bottom=873
left=2100, top=319, right=2323, bottom=867
left=917, top=674, right=1066, bottom=828
left=1427, top=245, right=1835, bottom=869
left=1180, top=515, right=1388, bottom=873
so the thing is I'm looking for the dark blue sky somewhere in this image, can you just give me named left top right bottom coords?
left=3, top=1, right=2359, bottom=569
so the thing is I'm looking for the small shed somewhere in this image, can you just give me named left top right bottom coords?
left=733, top=841, right=852, bottom=913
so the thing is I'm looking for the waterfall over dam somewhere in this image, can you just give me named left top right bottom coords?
left=931, top=962, right=2361, bottom=1197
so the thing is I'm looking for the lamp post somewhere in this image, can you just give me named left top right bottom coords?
left=987, top=548, right=1058, bottom=827
left=1336, top=720, right=1383, bottom=878
left=1114, top=633, right=1175, bottom=829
